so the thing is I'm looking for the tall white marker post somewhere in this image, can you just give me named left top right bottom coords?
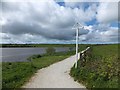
left=75, top=27, right=79, bottom=68
left=73, top=22, right=84, bottom=68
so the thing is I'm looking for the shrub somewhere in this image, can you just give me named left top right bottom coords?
left=32, top=54, right=42, bottom=59
left=46, top=47, right=55, bottom=55
left=27, top=54, right=42, bottom=61
left=70, top=44, right=119, bottom=88
left=69, top=47, right=74, bottom=51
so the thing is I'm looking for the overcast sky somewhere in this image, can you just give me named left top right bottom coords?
left=0, top=0, right=119, bottom=44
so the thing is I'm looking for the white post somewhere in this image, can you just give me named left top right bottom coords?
left=72, top=22, right=84, bottom=68
left=75, top=28, right=79, bottom=68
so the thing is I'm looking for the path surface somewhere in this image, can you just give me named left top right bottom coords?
left=23, top=54, right=86, bottom=88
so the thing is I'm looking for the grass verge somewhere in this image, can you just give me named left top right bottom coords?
left=70, top=44, right=119, bottom=89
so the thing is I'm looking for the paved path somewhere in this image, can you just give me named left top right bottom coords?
left=23, top=54, right=86, bottom=88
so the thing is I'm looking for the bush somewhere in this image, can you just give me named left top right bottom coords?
left=27, top=54, right=42, bottom=61
left=32, top=54, right=42, bottom=59
left=46, top=47, right=55, bottom=55
left=69, top=47, right=73, bottom=51
left=70, top=44, right=119, bottom=88
left=27, top=54, right=42, bottom=68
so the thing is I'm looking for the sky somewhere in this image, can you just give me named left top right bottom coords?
left=0, top=0, right=119, bottom=44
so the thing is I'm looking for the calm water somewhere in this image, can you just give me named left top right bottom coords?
left=0, top=47, right=74, bottom=62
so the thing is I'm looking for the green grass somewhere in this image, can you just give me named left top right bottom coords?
left=2, top=49, right=77, bottom=88
left=70, top=44, right=119, bottom=89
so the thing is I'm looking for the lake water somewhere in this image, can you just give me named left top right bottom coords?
left=0, top=47, right=74, bottom=62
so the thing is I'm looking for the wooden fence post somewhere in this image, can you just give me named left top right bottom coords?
left=79, top=47, right=91, bottom=66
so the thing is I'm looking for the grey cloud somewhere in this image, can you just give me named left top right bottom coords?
left=96, top=2, right=118, bottom=23
left=1, top=1, right=118, bottom=44
left=1, top=1, right=90, bottom=41
left=2, top=21, right=41, bottom=35
left=2, top=19, right=89, bottom=40
left=92, top=24, right=110, bottom=32
left=1, top=2, right=21, bottom=12
left=82, top=26, right=118, bottom=43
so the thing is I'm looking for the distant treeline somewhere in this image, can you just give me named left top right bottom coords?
left=1, top=44, right=119, bottom=48
left=1, top=44, right=35, bottom=47
left=1, top=44, right=75, bottom=47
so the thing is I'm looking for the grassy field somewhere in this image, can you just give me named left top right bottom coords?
left=70, top=44, right=119, bottom=89
left=2, top=49, right=79, bottom=88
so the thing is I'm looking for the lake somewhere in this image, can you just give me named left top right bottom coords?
left=0, top=47, right=74, bottom=62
